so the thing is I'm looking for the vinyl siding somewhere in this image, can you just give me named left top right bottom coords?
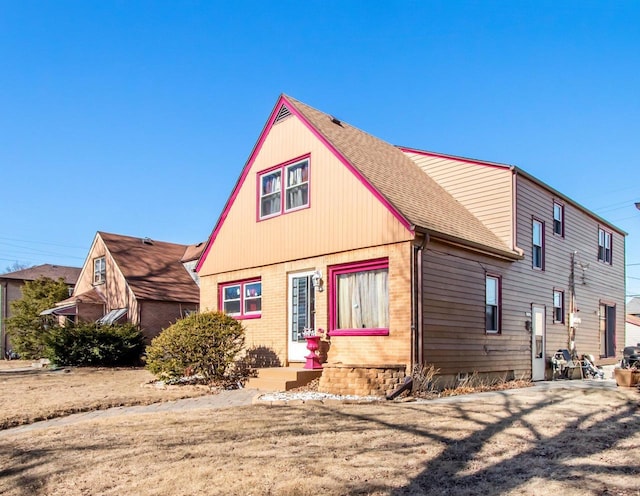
left=422, top=175, right=625, bottom=379
left=405, top=152, right=513, bottom=249
left=199, top=115, right=413, bottom=276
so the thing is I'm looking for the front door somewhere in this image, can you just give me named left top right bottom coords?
left=288, top=272, right=315, bottom=362
left=531, top=305, right=546, bottom=381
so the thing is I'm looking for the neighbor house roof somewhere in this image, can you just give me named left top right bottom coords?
left=56, top=287, right=106, bottom=307
left=0, top=264, right=81, bottom=284
left=181, top=242, right=206, bottom=263
left=626, top=314, right=640, bottom=327
left=99, top=232, right=200, bottom=303
left=627, top=297, right=640, bottom=316
left=283, top=95, right=519, bottom=259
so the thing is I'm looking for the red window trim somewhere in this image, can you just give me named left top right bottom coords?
left=256, top=154, right=311, bottom=221
left=328, top=258, right=389, bottom=337
left=218, top=278, right=262, bottom=320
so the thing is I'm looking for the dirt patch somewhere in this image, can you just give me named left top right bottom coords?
left=0, top=385, right=638, bottom=495
left=0, top=367, right=210, bottom=429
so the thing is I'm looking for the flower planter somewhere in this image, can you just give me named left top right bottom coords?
left=614, top=368, right=640, bottom=387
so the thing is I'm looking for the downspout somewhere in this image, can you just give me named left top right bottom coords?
left=511, top=167, right=524, bottom=257
left=413, top=233, right=429, bottom=368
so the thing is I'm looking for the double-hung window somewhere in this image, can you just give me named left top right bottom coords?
left=93, top=257, right=106, bottom=284
left=485, top=275, right=500, bottom=334
left=598, top=228, right=612, bottom=264
left=259, top=157, right=309, bottom=219
left=220, top=279, right=262, bottom=319
left=553, top=290, right=564, bottom=323
left=532, top=219, right=544, bottom=270
left=329, top=259, right=389, bottom=335
left=553, top=202, right=564, bottom=237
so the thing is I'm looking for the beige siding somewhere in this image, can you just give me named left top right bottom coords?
left=73, top=235, right=138, bottom=323
left=405, top=152, right=513, bottom=249
left=200, top=242, right=413, bottom=368
left=199, top=116, right=413, bottom=276
left=422, top=176, right=625, bottom=379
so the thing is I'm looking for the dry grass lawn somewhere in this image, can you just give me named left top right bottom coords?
left=1, top=384, right=639, bottom=495
left=0, top=365, right=209, bottom=429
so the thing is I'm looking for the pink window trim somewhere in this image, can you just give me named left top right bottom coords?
left=328, top=258, right=389, bottom=337
left=196, top=95, right=413, bottom=272
left=218, top=278, right=262, bottom=320
left=256, top=153, right=311, bottom=222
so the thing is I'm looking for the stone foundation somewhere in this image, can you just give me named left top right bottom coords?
left=318, top=363, right=407, bottom=397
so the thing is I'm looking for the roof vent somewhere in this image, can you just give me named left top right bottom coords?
left=274, top=105, right=292, bottom=124
left=142, top=237, right=154, bottom=245
left=330, top=116, right=342, bottom=126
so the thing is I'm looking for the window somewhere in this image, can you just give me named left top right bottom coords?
left=329, top=259, right=389, bottom=335
left=220, top=279, right=261, bottom=319
left=598, top=228, right=612, bottom=264
left=553, top=290, right=564, bottom=323
left=485, top=275, right=500, bottom=334
left=93, top=257, right=106, bottom=284
left=532, top=219, right=544, bottom=270
left=259, top=157, right=309, bottom=219
left=553, top=202, right=564, bottom=236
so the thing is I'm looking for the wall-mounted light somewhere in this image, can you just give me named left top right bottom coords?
left=312, top=270, right=323, bottom=292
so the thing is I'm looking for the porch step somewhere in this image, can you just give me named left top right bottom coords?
left=246, top=367, right=323, bottom=392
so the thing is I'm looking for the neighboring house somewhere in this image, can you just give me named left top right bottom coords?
left=196, top=94, right=625, bottom=393
left=626, top=297, right=640, bottom=346
left=49, top=232, right=201, bottom=341
left=0, top=264, right=81, bottom=357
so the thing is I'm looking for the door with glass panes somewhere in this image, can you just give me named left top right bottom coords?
left=288, top=272, right=315, bottom=362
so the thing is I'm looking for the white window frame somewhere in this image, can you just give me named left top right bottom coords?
left=220, top=279, right=262, bottom=319
left=485, top=275, right=500, bottom=334
left=553, top=202, right=564, bottom=237
left=532, top=219, right=544, bottom=270
left=553, top=290, right=564, bottom=323
left=598, top=228, right=612, bottom=264
left=93, top=257, right=106, bottom=284
left=258, top=158, right=309, bottom=220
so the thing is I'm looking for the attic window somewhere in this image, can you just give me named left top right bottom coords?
left=258, top=157, right=310, bottom=220
left=93, top=257, right=106, bottom=285
left=274, top=105, right=292, bottom=124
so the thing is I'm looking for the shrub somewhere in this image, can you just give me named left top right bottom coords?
left=45, top=322, right=145, bottom=366
left=145, top=311, right=250, bottom=386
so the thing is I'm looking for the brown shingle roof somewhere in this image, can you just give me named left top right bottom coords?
left=56, top=287, right=106, bottom=307
left=284, top=95, right=519, bottom=259
left=181, top=242, right=206, bottom=263
left=99, top=232, right=199, bottom=303
left=0, top=264, right=81, bottom=284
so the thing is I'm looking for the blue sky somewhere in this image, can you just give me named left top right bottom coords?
left=1, top=1, right=639, bottom=296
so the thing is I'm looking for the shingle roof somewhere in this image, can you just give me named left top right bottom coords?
left=284, top=96, right=519, bottom=258
left=99, top=232, right=199, bottom=303
left=626, top=314, right=640, bottom=326
left=181, top=242, right=206, bottom=263
left=56, top=287, right=106, bottom=307
left=0, top=264, right=81, bottom=284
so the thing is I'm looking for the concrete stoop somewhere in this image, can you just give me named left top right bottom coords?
left=246, top=367, right=323, bottom=391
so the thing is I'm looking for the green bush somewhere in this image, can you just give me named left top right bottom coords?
left=44, top=322, right=145, bottom=366
left=145, top=311, right=249, bottom=386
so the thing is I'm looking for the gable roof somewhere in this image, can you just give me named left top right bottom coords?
left=197, top=95, right=520, bottom=270
left=99, top=232, right=199, bottom=303
left=56, top=287, right=106, bottom=307
left=0, top=264, right=81, bottom=284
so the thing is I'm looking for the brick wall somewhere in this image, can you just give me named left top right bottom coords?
left=318, top=363, right=407, bottom=396
left=199, top=241, right=413, bottom=369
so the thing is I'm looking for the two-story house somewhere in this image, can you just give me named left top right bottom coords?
left=197, top=95, right=625, bottom=394
left=50, top=232, right=202, bottom=341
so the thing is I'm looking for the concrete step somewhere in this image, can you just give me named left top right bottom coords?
left=246, top=367, right=323, bottom=391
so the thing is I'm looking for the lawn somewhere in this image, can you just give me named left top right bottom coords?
left=0, top=365, right=209, bottom=429
left=1, top=377, right=639, bottom=496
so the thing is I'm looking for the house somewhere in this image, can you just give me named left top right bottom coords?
left=49, top=232, right=202, bottom=341
left=196, top=95, right=625, bottom=394
left=0, top=264, right=81, bottom=357
left=626, top=297, right=640, bottom=346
